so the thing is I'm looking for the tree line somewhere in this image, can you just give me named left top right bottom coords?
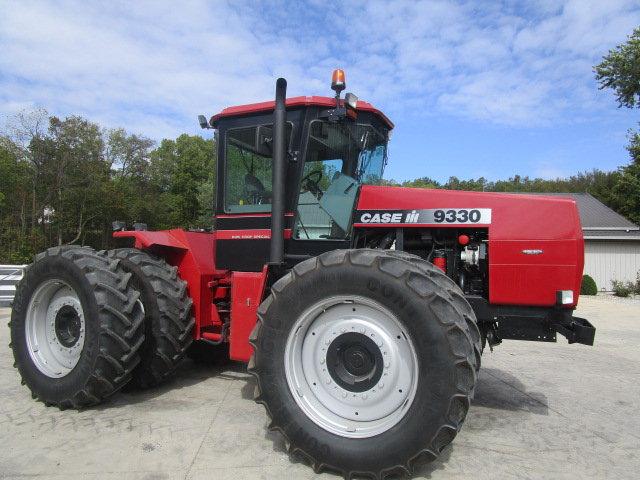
left=1, top=27, right=638, bottom=264
left=0, top=107, right=635, bottom=264
left=0, top=110, right=215, bottom=263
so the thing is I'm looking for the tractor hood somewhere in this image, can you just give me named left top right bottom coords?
left=354, top=185, right=584, bottom=307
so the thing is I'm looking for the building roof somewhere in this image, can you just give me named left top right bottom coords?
left=522, top=192, right=640, bottom=240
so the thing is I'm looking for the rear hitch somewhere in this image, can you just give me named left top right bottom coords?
left=552, top=316, right=596, bottom=346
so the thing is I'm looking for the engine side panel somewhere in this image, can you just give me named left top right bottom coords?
left=355, top=186, right=584, bottom=307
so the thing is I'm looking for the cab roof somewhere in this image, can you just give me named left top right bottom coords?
left=210, top=95, right=394, bottom=129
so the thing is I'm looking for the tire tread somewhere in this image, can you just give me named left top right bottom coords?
left=248, top=249, right=481, bottom=479
left=11, top=246, right=144, bottom=408
left=107, top=248, right=194, bottom=388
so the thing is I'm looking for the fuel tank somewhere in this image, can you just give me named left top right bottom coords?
left=355, top=186, right=584, bottom=307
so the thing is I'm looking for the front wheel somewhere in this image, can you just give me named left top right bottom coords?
left=249, top=249, right=479, bottom=477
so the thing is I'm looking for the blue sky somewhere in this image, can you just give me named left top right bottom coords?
left=1, top=0, right=639, bottom=182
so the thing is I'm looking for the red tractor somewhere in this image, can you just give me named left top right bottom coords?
left=10, top=70, right=595, bottom=478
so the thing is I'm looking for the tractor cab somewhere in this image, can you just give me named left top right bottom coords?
left=208, top=71, right=394, bottom=271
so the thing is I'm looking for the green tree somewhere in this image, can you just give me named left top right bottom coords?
left=595, top=27, right=640, bottom=224
left=595, top=27, right=640, bottom=108
left=149, top=134, right=216, bottom=228
left=43, top=116, right=110, bottom=245
left=107, top=128, right=155, bottom=178
left=105, top=129, right=160, bottom=232
left=0, top=138, right=35, bottom=262
left=402, top=176, right=442, bottom=189
left=612, top=163, right=640, bottom=224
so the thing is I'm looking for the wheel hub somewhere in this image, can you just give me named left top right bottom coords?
left=25, top=279, right=86, bottom=378
left=284, top=296, right=419, bottom=438
left=326, top=332, right=383, bottom=392
left=54, top=305, right=82, bottom=348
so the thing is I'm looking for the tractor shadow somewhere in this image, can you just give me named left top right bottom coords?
left=412, top=367, right=550, bottom=478
left=91, top=358, right=250, bottom=409
left=473, top=367, right=549, bottom=415
left=239, top=366, right=549, bottom=479
left=88, top=363, right=548, bottom=478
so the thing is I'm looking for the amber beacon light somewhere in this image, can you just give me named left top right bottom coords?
left=331, top=69, right=346, bottom=95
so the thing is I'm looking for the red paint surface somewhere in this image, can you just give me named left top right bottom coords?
left=210, top=96, right=394, bottom=129
left=229, top=269, right=268, bottom=362
left=114, top=229, right=222, bottom=335
left=113, top=229, right=269, bottom=362
left=356, top=186, right=584, bottom=307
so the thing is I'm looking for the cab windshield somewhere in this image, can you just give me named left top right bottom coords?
left=294, top=120, right=388, bottom=240
left=305, top=121, right=387, bottom=184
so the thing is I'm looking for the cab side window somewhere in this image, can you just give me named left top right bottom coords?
left=224, top=124, right=291, bottom=213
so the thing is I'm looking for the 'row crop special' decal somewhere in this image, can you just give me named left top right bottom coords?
left=356, top=208, right=492, bottom=225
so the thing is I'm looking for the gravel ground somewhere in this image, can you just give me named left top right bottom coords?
left=0, top=295, right=638, bottom=479
left=591, top=293, right=640, bottom=305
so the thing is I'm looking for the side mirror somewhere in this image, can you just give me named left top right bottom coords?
left=198, top=115, right=210, bottom=129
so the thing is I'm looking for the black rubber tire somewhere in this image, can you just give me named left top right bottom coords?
left=108, top=248, right=194, bottom=388
left=9, top=246, right=144, bottom=408
left=248, top=249, right=480, bottom=479
left=186, top=341, right=230, bottom=365
left=381, top=250, right=483, bottom=370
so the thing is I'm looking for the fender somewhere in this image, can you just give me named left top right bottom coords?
left=113, top=229, right=220, bottom=336
left=113, top=229, right=189, bottom=251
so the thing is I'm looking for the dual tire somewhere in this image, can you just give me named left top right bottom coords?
left=107, top=249, right=194, bottom=388
left=10, top=246, right=193, bottom=408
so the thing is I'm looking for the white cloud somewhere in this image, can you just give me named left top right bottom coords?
left=0, top=0, right=639, bottom=138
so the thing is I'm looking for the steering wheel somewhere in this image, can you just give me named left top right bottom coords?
left=300, top=170, right=323, bottom=198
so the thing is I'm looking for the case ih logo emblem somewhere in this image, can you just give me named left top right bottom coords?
left=358, top=209, right=492, bottom=225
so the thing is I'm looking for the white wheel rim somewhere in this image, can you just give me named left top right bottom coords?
left=25, top=279, right=86, bottom=378
left=284, top=295, right=419, bottom=438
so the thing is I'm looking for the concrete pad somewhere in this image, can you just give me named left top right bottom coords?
left=0, top=296, right=639, bottom=479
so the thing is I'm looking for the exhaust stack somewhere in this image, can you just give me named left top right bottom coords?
left=269, top=78, right=287, bottom=265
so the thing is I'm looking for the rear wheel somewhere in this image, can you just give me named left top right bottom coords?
left=249, top=249, right=479, bottom=477
left=10, top=247, right=144, bottom=408
left=108, top=249, right=194, bottom=388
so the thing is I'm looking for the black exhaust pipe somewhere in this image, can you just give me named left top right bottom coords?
left=270, top=78, right=287, bottom=265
